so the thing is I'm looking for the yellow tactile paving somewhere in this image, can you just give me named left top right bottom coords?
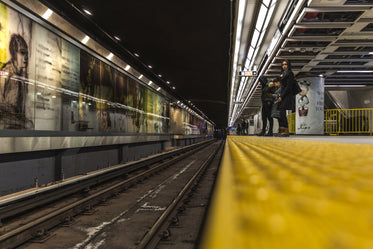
left=201, top=136, right=373, bottom=249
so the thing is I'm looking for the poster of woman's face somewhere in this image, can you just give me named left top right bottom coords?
left=0, top=3, right=34, bottom=129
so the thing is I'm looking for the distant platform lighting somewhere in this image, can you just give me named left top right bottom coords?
left=158, top=74, right=162, bottom=77
left=134, top=53, right=139, bottom=57
left=42, top=9, right=53, bottom=20
left=114, top=36, right=121, bottom=41
left=138, top=74, right=143, bottom=79
left=148, top=81, right=153, bottom=85
left=325, top=85, right=366, bottom=88
left=83, top=9, right=92, bottom=15
left=172, top=86, right=176, bottom=90
left=337, top=70, right=373, bottom=73
left=148, top=65, right=152, bottom=68
left=125, top=65, right=131, bottom=71
left=166, top=81, right=170, bottom=84
left=156, top=87, right=161, bottom=91
left=81, top=35, right=90, bottom=44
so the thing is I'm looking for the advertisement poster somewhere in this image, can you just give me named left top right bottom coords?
left=61, top=40, right=80, bottom=91
left=0, top=3, right=34, bottom=129
left=296, top=77, right=324, bottom=134
left=79, top=50, right=100, bottom=131
left=114, top=71, right=128, bottom=132
left=32, top=24, right=63, bottom=130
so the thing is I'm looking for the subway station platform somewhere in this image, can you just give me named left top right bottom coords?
left=202, top=135, right=373, bottom=249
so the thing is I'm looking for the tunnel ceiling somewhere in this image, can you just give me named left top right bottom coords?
left=37, top=0, right=233, bottom=128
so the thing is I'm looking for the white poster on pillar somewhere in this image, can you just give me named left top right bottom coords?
left=295, top=77, right=324, bottom=135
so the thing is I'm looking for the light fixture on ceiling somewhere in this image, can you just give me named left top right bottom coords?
left=148, top=81, right=152, bottom=86
left=156, top=87, right=161, bottom=91
left=83, top=9, right=92, bottom=15
left=134, top=53, right=139, bottom=57
left=369, top=52, right=373, bottom=55
left=42, top=9, right=53, bottom=20
left=158, top=74, right=162, bottom=77
left=166, top=81, right=170, bottom=84
left=300, top=48, right=306, bottom=53
left=114, top=36, right=121, bottom=41
left=313, top=48, right=320, bottom=53
left=81, top=35, right=90, bottom=44
left=106, top=53, right=114, bottom=60
left=138, top=74, right=143, bottom=79
left=337, top=70, right=373, bottom=73
left=325, top=85, right=366, bottom=88
left=172, top=86, right=176, bottom=90
left=148, top=65, right=152, bottom=68
left=125, top=65, right=130, bottom=71
left=288, top=48, right=295, bottom=53
left=319, top=74, right=324, bottom=77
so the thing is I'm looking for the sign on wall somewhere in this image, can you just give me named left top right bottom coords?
left=295, top=77, right=324, bottom=135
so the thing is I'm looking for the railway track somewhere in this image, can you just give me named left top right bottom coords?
left=0, top=139, right=222, bottom=249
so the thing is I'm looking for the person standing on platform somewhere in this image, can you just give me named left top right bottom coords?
left=241, top=119, right=248, bottom=135
left=258, top=75, right=275, bottom=136
left=276, top=59, right=296, bottom=137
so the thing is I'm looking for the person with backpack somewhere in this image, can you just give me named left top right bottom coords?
left=276, top=60, right=300, bottom=137
left=258, top=75, right=276, bottom=136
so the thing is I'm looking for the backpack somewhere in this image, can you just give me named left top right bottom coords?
left=293, top=80, right=302, bottom=95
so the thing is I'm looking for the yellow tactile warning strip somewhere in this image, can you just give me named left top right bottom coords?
left=201, top=136, right=373, bottom=249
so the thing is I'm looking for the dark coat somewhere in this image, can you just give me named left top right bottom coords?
left=279, top=61, right=296, bottom=111
left=259, top=75, right=275, bottom=102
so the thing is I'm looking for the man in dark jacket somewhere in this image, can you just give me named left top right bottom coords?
left=276, top=59, right=296, bottom=137
left=258, top=75, right=275, bottom=136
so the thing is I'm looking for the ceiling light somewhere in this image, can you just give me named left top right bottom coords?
left=81, top=36, right=90, bottom=44
left=156, top=87, right=161, bottom=91
left=125, top=65, right=130, bottom=71
left=83, top=9, right=92, bottom=15
left=325, top=85, right=366, bottom=88
left=106, top=53, right=114, bottom=60
left=114, top=36, right=120, bottom=41
left=172, top=86, right=176, bottom=90
left=134, top=53, right=139, bottom=57
left=52, top=95, right=56, bottom=99
left=319, top=74, right=324, bottom=77
left=148, top=81, right=152, bottom=85
left=36, top=92, right=42, bottom=95
left=300, top=48, right=306, bottom=53
left=337, top=70, right=373, bottom=73
left=42, top=9, right=53, bottom=20
left=369, top=52, right=373, bottom=55
left=166, top=81, right=170, bottom=84
left=148, top=65, right=152, bottom=68
left=288, top=48, right=294, bottom=53
left=158, top=74, right=162, bottom=77
left=138, top=74, right=143, bottom=79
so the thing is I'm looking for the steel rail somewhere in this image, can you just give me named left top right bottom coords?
left=135, top=141, right=224, bottom=249
left=0, top=139, right=214, bottom=249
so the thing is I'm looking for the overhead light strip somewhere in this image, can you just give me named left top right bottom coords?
left=228, top=0, right=247, bottom=121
